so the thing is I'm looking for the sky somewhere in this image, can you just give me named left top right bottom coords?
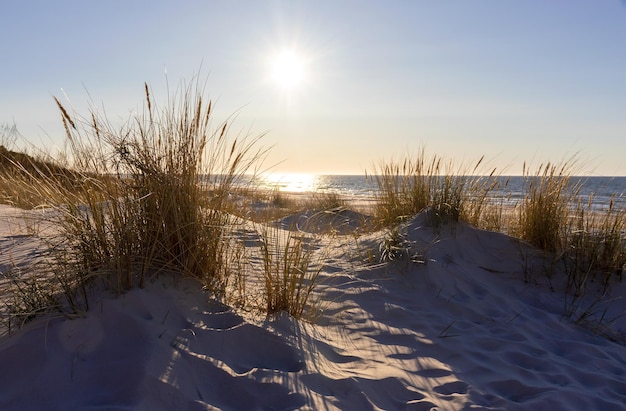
left=1, top=1, right=625, bottom=175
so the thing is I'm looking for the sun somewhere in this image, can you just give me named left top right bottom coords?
left=271, top=51, right=305, bottom=89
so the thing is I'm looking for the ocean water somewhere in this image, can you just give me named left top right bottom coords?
left=250, top=174, right=626, bottom=212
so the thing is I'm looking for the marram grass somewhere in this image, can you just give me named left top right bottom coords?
left=0, top=77, right=270, bottom=329
left=369, top=151, right=625, bottom=325
left=369, top=148, right=504, bottom=229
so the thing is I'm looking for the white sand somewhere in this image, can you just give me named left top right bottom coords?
left=1, top=204, right=625, bottom=410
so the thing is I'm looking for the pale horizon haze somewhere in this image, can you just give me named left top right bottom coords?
left=1, top=1, right=625, bottom=176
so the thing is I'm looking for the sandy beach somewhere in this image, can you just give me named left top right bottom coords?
left=1, top=198, right=625, bottom=411
left=2, top=0, right=624, bottom=408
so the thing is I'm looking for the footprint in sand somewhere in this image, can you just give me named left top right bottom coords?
left=433, top=380, right=469, bottom=395
left=186, top=323, right=303, bottom=374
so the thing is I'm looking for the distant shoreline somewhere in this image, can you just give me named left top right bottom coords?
left=240, top=175, right=626, bottom=211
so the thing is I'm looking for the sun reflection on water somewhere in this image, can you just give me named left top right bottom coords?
left=258, top=173, right=321, bottom=193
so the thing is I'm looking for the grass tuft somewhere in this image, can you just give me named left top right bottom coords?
left=515, top=161, right=580, bottom=253
left=369, top=148, right=503, bottom=229
left=0, top=76, right=266, bottom=329
left=258, top=223, right=323, bottom=320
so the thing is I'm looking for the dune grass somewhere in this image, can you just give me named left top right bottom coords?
left=50, top=80, right=265, bottom=296
left=514, top=161, right=580, bottom=253
left=369, top=148, right=503, bottom=229
left=301, top=192, right=347, bottom=212
left=0, top=77, right=332, bottom=331
left=0, top=143, right=82, bottom=209
left=0, top=78, right=269, bottom=328
left=370, top=152, right=624, bottom=276
left=258, top=223, right=324, bottom=319
left=370, top=151, right=625, bottom=331
left=512, top=161, right=625, bottom=313
left=564, top=195, right=626, bottom=297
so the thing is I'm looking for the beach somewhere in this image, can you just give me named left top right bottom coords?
left=2, top=0, right=625, bottom=408
left=1, top=195, right=625, bottom=410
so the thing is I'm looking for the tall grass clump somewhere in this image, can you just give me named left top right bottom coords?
left=60, top=79, right=263, bottom=293
left=561, top=196, right=626, bottom=335
left=369, top=148, right=438, bottom=226
left=369, top=148, right=502, bottom=229
left=2, top=77, right=263, bottom=323
left=512, top=160, right=625, bottom=329
left=515, top=161, right=581, bottom=253
left=461, top=171, right=509, bottom=231
left=258, top=224, right=323, bottom=320
left=565, top=195, right=626, bottom=297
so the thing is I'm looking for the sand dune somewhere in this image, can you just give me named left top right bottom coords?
left=1, top=204, right=625, bottom=410
left=275, top=207, right=371, bottom=234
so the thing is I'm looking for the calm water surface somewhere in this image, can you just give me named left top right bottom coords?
left=250, top=174, right=626, bottom=211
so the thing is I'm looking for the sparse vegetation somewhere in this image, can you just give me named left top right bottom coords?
left=0, top=77, right=336, bottom=333
left=0, top=91, right=624, bottom=337
left=369, top=148, right=504, bottom=229
left=302, top=192, right=347, bottom=212
left=369, top=151, right=625, bottom=335
left=564, top=196, right=625, bottom=295
left=514, top=161, right=580, bottom=253
left=258, top=223, right=323, bottom=319
left=0, top=77, right=270, bottom=331
left=379, top=226, right=411, bottom=263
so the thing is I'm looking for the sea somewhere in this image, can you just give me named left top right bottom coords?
left=248, top=174, right=626, bottom=212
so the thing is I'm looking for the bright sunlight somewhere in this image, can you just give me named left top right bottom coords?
left=271, top=51, right=306, bottom=89
left=260, top=173, right=319, bottom=192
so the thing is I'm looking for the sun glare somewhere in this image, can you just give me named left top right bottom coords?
left=271, top=51, right=305, bottom=89
left=261, top=173, right=318, bottom=193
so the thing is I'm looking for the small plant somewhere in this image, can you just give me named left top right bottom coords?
left=219, top=228, right=252, bottom=310
left=564, top=195, right=626, bottom=296
left=258, top=224, right=323, bottom=320
left=563, top=289, right=626, bottom=345
left=302, top=192, right=347, bottom=212
left=0, top=268, right=63, bottom=334
left=270, top=189, right=297, bottom=210
left=379, top=226, right=411, bottom=263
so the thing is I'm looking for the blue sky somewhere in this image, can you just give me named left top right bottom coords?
left=1, top=1, right=624, bottom=175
